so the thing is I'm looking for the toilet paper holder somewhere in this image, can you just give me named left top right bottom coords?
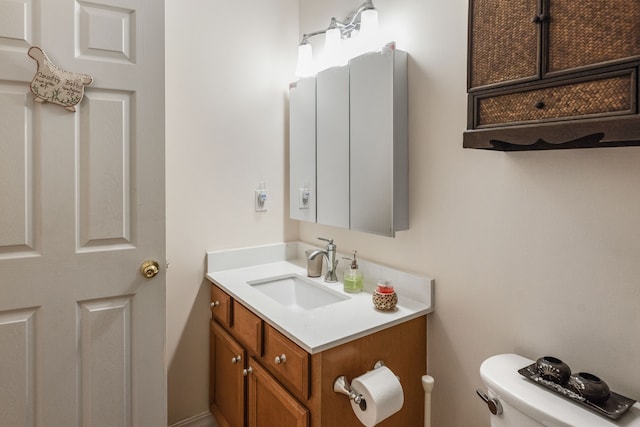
left=333, top=360, right=387, bottom=411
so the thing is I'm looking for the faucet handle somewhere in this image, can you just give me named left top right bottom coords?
left=317, top=237, right=334, bottom=244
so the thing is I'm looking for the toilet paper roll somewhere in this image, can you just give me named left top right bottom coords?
left=350, top=366, right=404, bottom=426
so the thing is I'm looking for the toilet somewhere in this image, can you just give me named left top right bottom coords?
left=479, top=354, right=640, bottom=427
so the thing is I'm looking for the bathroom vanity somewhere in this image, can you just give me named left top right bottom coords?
left=206, top=243, right=433, bottom=427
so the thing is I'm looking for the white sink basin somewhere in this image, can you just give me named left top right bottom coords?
left=247, top=274, right=349, bottom=311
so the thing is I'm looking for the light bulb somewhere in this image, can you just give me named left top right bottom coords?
left=295, top=43, right=314, bottom=78
left=359, top=9, right=380, bottom=52
left=343, top=29, right=360, bottom=61
left=323, top=27, right=346, bottom=69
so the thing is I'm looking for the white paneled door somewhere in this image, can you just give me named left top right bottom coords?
left=0, top=1, right=166, bottom=426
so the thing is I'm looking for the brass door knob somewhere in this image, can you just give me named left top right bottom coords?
left=140, top=260, right=160, bottom=278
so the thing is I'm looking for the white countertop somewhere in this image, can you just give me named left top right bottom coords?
left=206, top=242, right=434, bottom=354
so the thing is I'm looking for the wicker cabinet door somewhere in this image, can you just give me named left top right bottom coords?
left=546, top=0, right=640, bottom=74
left=469, top=0, right=539, bottom=89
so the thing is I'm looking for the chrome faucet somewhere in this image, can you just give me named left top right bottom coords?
left=307, top=237, right=338, bottom=283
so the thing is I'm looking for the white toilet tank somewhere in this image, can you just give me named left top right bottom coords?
left=479, top=354, right=640, bottom=427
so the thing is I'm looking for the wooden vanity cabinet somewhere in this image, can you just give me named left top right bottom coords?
left=210, top=288, right=308, bottom=427
left=209, top=282, right=427, bottom=427
left=306, top=315, right=426, bottom=427
left=464, top=0, right=640, bottom=150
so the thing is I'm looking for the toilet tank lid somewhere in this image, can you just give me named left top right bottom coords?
left=480, top=354, right=640, bottom=427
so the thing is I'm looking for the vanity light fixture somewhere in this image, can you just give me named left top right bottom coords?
left=295, top=0, right=381, bottom=78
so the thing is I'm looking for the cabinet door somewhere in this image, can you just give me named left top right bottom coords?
left=468, top=0, right=539, bottom=89
left=546, top=0, right=640, bottom=74
left=316, top=65, right=350, bottom=229
left=247, top=358, right=309, bottom=427
left=210, top=321, right=245, bottom=427
left=289, top=77, right=316, bottom=223
left=350, top=49, right=408, bottom=237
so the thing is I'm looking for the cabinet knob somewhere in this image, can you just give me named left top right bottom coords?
left=535, top=101, right=545, bottom=109
left=231, top=355, right=242, bottom=364
left=242, top=367, right=253, bottom=376
left=211, top=301, right=220, bottom=308
left=275, top=354, right=287, bottom=365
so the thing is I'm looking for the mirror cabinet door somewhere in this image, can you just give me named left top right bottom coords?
left=350, top=49, right=408, bottom=236
left=289, top=77, right=316, bottom=222
left=316, top=65, right=350, bottom=229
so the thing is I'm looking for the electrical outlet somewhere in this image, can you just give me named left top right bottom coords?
left=298, top=187, right=310, bottom=209
left=255, top=188, right=267, bottom=212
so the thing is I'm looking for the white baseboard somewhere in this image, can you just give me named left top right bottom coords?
left=169, top=411, right=217, bottom=427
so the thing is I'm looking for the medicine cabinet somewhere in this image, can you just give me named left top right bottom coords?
left=289, top=48, right=408, bottom=237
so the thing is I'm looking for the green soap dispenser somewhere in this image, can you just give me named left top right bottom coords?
left=343, top=250, right=364, bottom=293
